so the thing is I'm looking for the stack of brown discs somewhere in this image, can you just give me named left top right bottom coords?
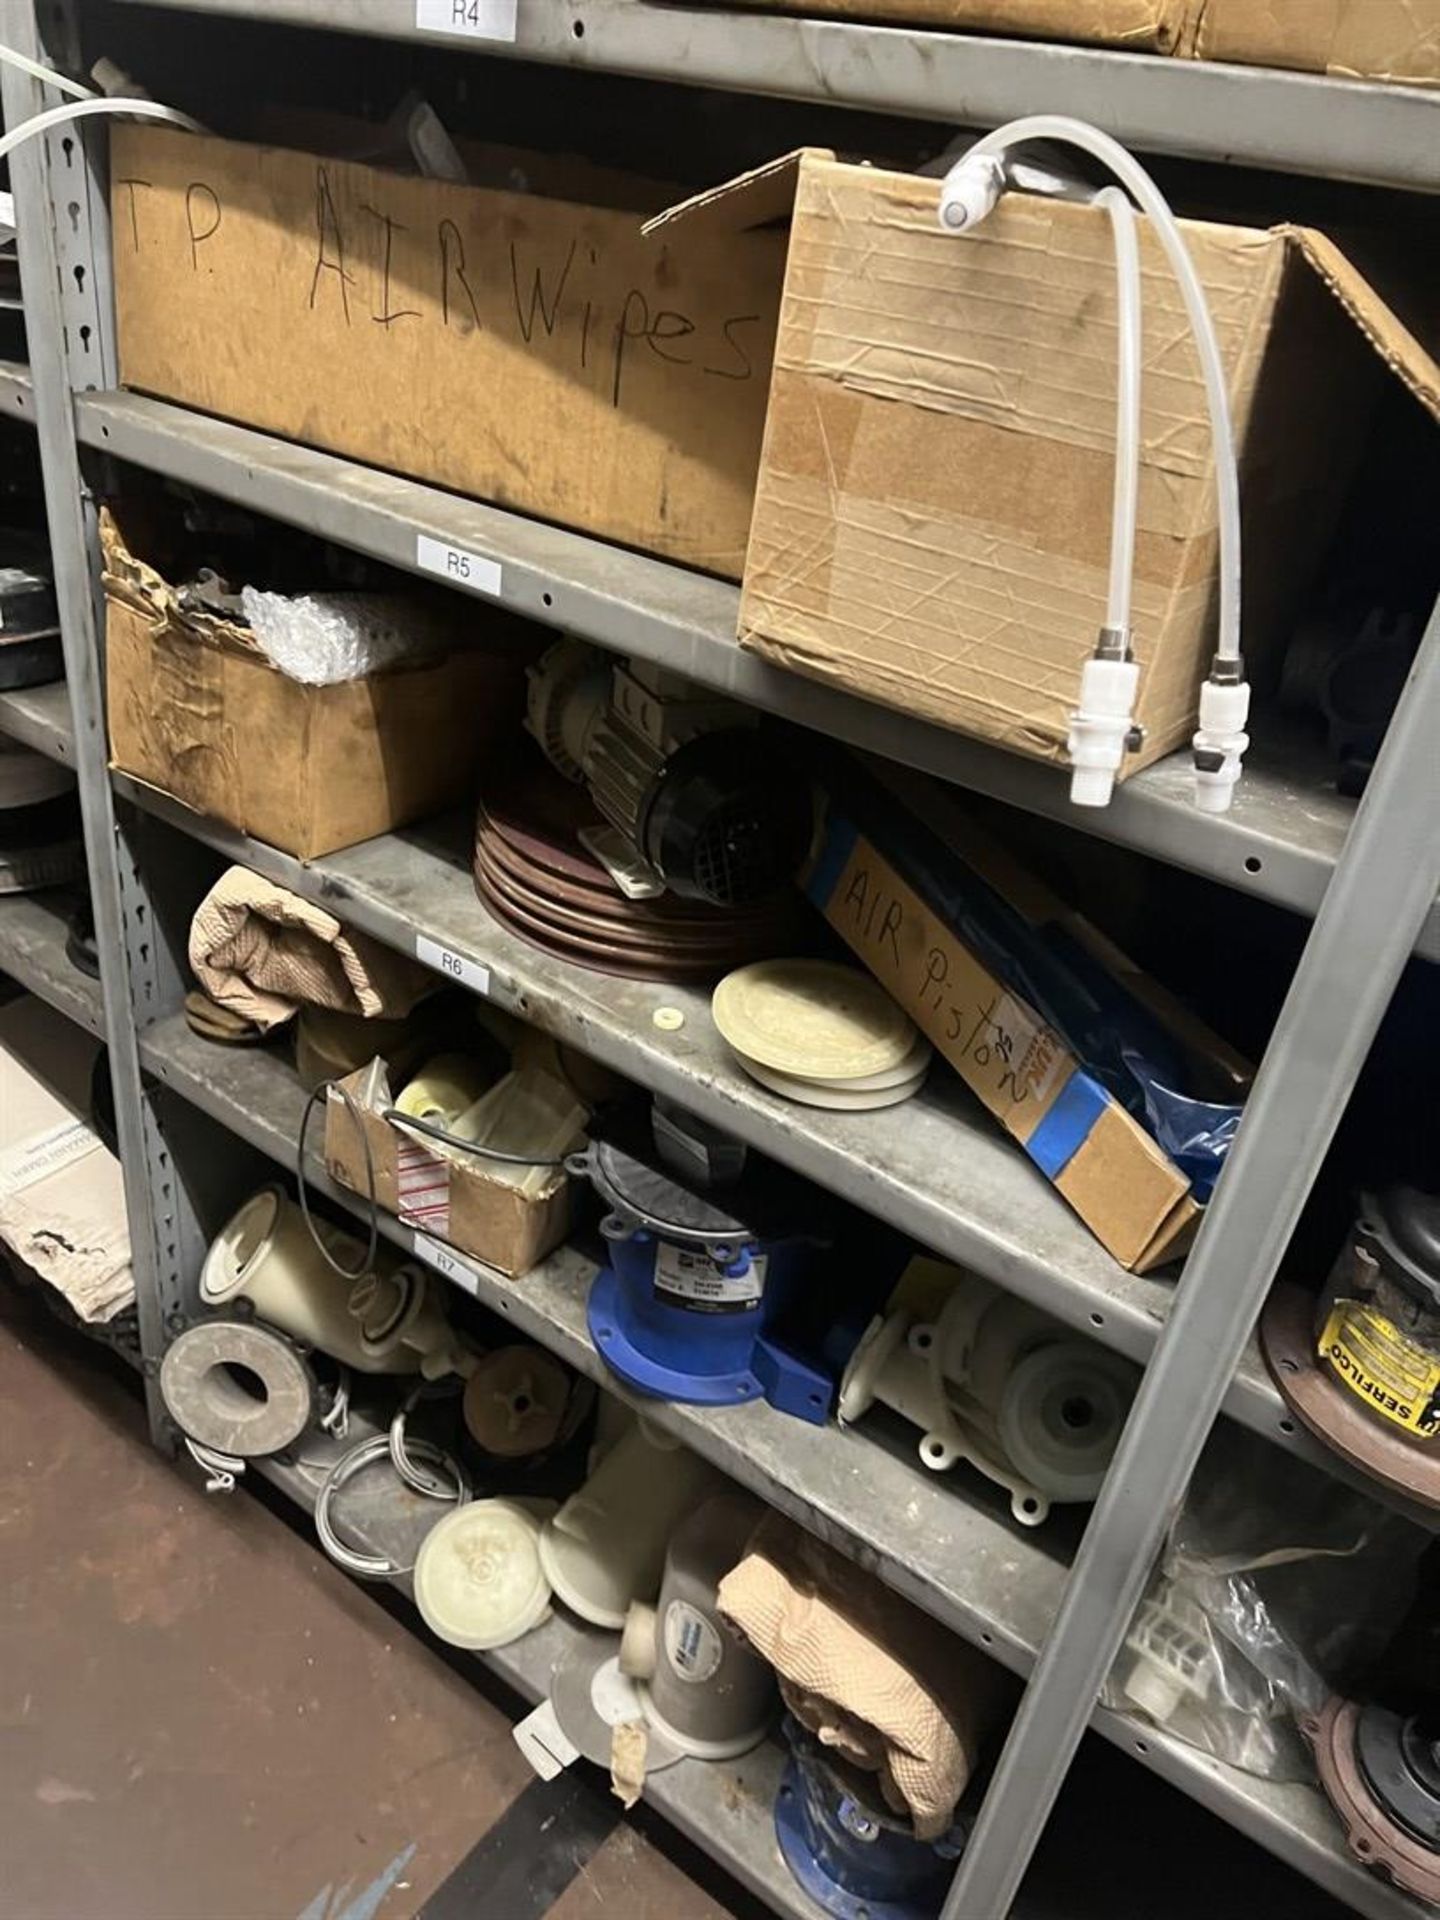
left=473, top=757, right=794, bottom=982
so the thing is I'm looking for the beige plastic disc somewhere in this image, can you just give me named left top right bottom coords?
left=712, top=961, right=916, bottom=1082
left=737, top=1054, right=929, bottom=1111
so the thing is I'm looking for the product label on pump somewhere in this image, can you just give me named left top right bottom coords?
left=1319, top=1299, right=1440, bottom=1436
left=664, top=1601, right=723, bottom=1685
left=653, top=1243, right=765, bottom=1315
left=414, top=0, right=519, bottom=43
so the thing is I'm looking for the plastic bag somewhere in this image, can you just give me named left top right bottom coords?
left=1107, top=1428, right=1427, bottom=1779
left=240, top=588, right=436, bottom=685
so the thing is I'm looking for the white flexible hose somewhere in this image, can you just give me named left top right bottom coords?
left=1094, top=187, right=1141, bottom=638
left=956, top=115, right=1241, bottom=667
left=0, top=40, right=93, bottom=99
left=0, top=96, right=201, bottom=169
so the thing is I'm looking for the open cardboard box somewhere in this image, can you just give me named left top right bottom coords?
left=102, top=503, right=525, bottom=859
left=323, top=1058, right=574, bottom=1281
left=647, top=151, right=1440, bottom=776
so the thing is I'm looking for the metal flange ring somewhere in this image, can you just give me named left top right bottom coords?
left=159, top=1319, right=315, bottom=1458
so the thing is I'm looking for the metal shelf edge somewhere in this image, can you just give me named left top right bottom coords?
left=0, top=680, right=77, bottom=765
left=75, top=389, right=1437, bottom=960
left=105, top=0, right=1440, bottom=191
left=0, top=360, right=34, bottom=424
left=0, top=888, right=104, bottom=1037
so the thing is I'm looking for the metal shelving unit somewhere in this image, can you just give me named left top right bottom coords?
left=5, top=3, right=1439, bottom=1918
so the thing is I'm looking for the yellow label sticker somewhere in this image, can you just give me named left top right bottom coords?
left=1319, top=1299, right=1440, bottom=1436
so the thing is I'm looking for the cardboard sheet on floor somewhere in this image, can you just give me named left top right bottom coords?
left=0, top=995, right=133, bottom=1322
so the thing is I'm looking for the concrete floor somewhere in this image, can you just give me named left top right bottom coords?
left=0, top=1275, right=1359, bottom=1920
left=0, top=1282, right=741, bottom=1920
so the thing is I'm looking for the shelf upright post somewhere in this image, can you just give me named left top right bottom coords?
left=942, top=596, right=1440, bottom=1917
left=1, top=0, right=207, bottom=1433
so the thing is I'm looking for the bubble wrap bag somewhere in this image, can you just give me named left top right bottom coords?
left=240, top=588, right=439, bottom=686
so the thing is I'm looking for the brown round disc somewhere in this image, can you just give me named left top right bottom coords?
left=1259, top=1283, right=1440, bottom=1509
left=475, top=844, right=761, bottom=957
left=476, top=873, right=735, bottom=981
left=1303, top=1697, right=1440, bottom=1904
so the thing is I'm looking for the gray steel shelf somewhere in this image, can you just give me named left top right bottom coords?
left=117, top=773, right=1314, bottom=1454
left=0, top=680, right=75, bottom=765
left=138, top=1011, right=1066, bottom=1676
left=0, top=887, right=103, bottom=1037
left=77, top=390, right=1437, bottom=962
left=145, top=1014, right=1422, bottom=1920
left=109, top=0, right=1440, bottom=191
left=0, top=359, right=32, bottom=422
left=250, top=1412, right=817, bottom=1920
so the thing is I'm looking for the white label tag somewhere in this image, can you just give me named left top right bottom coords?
left=653, top=1242, right=765, bottom=1314
left=664, top=1601, right=723, bottom=1684
left=416, top=935, right=491, bottom=997
left=413, top=1230, right=483, bottom=1297
left=415, top=533, right=503, bottom=596
left=513, top=1700, right=579, bottom=1781
left=0, top=1118, right=99, bottom=1196
left=415, top=0, right=519, bottom=40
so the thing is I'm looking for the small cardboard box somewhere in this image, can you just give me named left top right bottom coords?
left=715, top=0, right=1439, bottom=83
left=109, top=123, right=787, bottom=580
left=719, top=153, right=1440, bottom=774
left=801, top=767, right=1250, bottom=1270
left=102, top=510, right=522, bottom=859
left=324, top=1062, right=573, bottom=1280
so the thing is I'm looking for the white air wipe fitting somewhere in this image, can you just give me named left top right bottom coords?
left=619, top=1492, right=775, bottom=1761
left=537, top=1416, right=722, bottom=1628
left=838, top=1272, right=1138, bottom=1526
left=939, top=115, right=1249, bottom=813
left=200, top=1186, right=468, bottom=1377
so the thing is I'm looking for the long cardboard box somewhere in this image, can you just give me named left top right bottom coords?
left=707, top=152, right=1440, bottom=775
left=110, top=125, right=787, bottom=580
left=801, top=766, right=1250, bottom=1269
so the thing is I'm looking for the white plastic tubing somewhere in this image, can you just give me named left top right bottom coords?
left=0, top=43, right=200, bottom=231
left=1094, top=186, right=1141, bottom=639
left=942, top=114, right=1241, bottom=671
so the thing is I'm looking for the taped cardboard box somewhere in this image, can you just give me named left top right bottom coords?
left=719, top=153, right=1440, bottom=774
left=715, top=0, right=1439, bottom=82
left=109, top=123, right=787, bottom=579
left=102, top=508, right=523, bottom=859
left=801, top=765, right=1250, bottom=1270
left=324, top=1061, right=573, bottom=1280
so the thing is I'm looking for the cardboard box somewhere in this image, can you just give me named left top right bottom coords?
left=0, top=996, right=132, bottom=1322
left=109, top=124, right=787, bottom=580
left=720, top=152, right=1439, bottom=774
left=716, top=0, right=1439, bottom=83
left=102, top=510, right=522, bottom=859
left=1193, top=0, right=1440, bottom=86
left=324, top=1062, right=573, bottom=1280
left=801, top=765, right=1252, bottom=1270
left=722, top=0, right=1185, bottom=53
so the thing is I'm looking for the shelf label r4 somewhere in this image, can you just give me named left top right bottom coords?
left=414, top=0, right=519, bottom=41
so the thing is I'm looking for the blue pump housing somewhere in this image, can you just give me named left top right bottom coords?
left=774, top=1720, right=966, bottom=1920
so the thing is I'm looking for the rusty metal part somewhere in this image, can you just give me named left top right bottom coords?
left=1259, top=1283, right=1440, bottom=1508
left=1303, top=1697, right=1440, bottom=1904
